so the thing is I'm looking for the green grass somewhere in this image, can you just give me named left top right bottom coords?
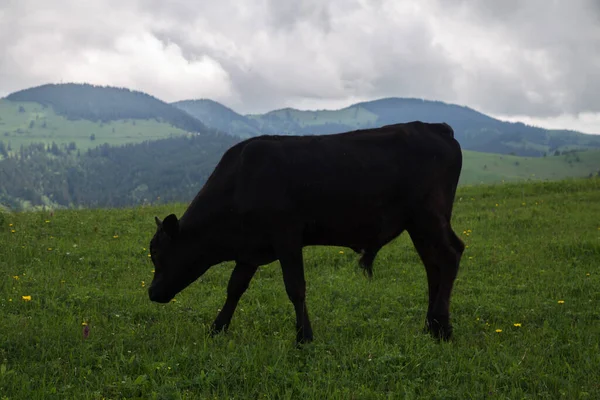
left=1, top=179, right=600, bottom=399
left=460, top=150, right=600, bottom=185
left=0, top=100, right=189, bottom=152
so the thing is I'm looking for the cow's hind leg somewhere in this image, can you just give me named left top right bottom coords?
left=408, top=214, right=464, bottom=341
left=211, top=262, right=259, bottom=335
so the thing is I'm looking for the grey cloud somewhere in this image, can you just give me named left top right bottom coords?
left=265, top=0, right=334, bottom=32
left=0, top=0, right=598, bottom=126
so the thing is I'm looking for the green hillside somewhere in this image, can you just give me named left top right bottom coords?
left=6, top=83, right=209, bottom=133
left=0, top=133, right=240, bottom=210
left=2, top=179, right=599, bottom=398
left=0, top=99, right=190, bottom=152
left=175, top=97, right=600, bottom=157
left=460, top=149, right=600, bottom=185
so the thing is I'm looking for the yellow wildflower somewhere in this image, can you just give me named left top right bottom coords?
left=495, top=329, right=502, bottom=333
left=586, top=273, right=590, bottom=276
left=9, top=223, right=13, bottom=227
left=11, top=230, right=15, bottom=233
left=113, top=235, right=119, bottom=239
left=45, top=220, right=50, bottom=223
left=170, top=298, right=177, bottom=302
left=82, top=322, right=88, bottom=326
left=338, top=250, right=344, bottom=254
left=47, top=248, right=52, bottom=251
left=513, top=323, right=522, bottom=327
left=141, top=281, right=145, bottom=287
left=22, top=295, right=32, bottom=301
left=495, top=203, right=499, bottom=207
left=12, top=275, right=19, bottom=280
left=558, top=300, right=565, bottom=304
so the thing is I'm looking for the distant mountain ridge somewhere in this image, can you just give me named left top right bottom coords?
left=6, top=83, right=210, bottom=134
left=172, top=99, right=261, bottom=138
left=3, top=82, right=599, bottom=157
left=174, top=97, right=600, bottom=156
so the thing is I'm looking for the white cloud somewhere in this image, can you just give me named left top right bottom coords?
left=64, top=32, right=233, bottom=102
left=495, top=113, right=600, bottom=135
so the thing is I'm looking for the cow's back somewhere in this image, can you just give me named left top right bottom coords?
left=237, top=122, right=459, bottom=207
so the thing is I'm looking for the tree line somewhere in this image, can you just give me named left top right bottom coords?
left=0, top=133, right=240, bottom=211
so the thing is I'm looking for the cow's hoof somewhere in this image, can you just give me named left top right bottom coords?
left=295, top=333, right=314, bottom=347
left=425, top=315, right=452, bottom=341
left=295, top=338, right=313, bottom=349
left=210, top=323, right=228, bottom=337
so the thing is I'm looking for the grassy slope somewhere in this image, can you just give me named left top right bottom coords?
left=460, top=149, right=600, bottom=185
left=1, top=179, right=599, bottom=399
left=0, top=100, right=189, bottom=152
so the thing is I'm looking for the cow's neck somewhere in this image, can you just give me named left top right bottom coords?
left=178, top=190, right=239, bottom=261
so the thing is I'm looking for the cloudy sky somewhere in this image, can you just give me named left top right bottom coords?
left=1, top=0, right=599, bottom=133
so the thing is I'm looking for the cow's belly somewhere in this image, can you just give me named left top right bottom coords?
left=302, top=211, right=407, bottom=249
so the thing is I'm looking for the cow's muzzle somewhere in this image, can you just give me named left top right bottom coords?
left=148, top=287, right=172, bottom=303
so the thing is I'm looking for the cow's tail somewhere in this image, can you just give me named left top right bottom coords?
left=358, top=248, right=377, bottom=279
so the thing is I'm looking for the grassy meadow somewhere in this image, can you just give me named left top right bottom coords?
left=1, top=178, right=599, bottom=399
left=460, top=149, right=600, bottom=185
left=0, top=100, right=189, bottom=152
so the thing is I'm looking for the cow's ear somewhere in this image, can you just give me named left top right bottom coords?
left=162, top=214, right=179, bottom=239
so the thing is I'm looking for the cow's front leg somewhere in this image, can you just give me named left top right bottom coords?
left=211, top=262, right=259, bottom=335
left=279, top=249, right=313, bottom=344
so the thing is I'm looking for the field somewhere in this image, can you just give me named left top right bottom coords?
left=460, top=149, right=600, bottom=185
left=0, top=100, right=189, bottom=152
left=1, top=179, right=599, bottom=399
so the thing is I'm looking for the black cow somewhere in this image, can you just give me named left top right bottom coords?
left=149, top=122, right=464, bottom=344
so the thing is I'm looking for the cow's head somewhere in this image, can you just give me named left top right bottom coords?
left=148, top=214, right=213, bottom=303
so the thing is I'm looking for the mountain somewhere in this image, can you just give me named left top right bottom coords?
left=172, top=99, right=261, bottom=138
left=0, top=84, right=244, bottom=154
left=177, top=97, right=600, bottom=157
left=1, top=82, right=600, bottom=210
left=6, top=83, right=210, bottom=134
